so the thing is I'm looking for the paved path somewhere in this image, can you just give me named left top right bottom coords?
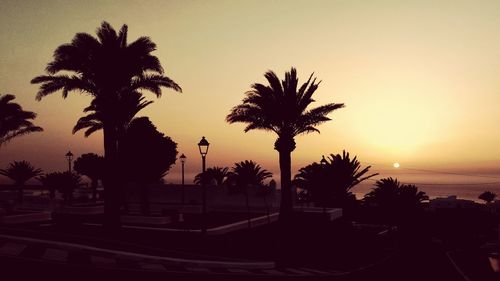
left=0, top=236, right=344, bottom=279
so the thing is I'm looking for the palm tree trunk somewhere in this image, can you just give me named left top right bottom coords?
left=17, top=184, right=23, bottom=204
left=91, top=178, right=98, bottom=201
left=103, top=125, right=121, bottom=230
left=263, top=193, right=271, bottom=224
left=278, top=149, right=293, bottom=221
left=244, top=185, right=251, bottom=228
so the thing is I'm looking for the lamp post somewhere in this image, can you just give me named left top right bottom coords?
left=320, top=155, right=327, bottom=214
left=66, top=151, right=74, bottom=173
left=180, top=154, right=186, bottom=205
left=320, top=155, right=328, bottom=165
left=198, top=137, right=209, bottom=234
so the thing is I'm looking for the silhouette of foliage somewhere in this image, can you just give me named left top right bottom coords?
left=31, top=21, right=181, bottom=227
left=294, top=151, right=377, bottom=209
left=38, top=172, right=83, bottom=204
left=226, top=160, right=273, bottom=192
left=363, top=177, right=428, bottom=223
left=0, top=94, right=43, bottom=147
left=0, top=160, right=42, bottom=203
left=478, top=191, right=496, bottom=204
left=74, top=153, right=105, bottom=200
left=225, top=160, right=272, bottom=227
left=119, top=117, right=177, bottom=183
left=226, top=67, right=344, bottom=220
left=194, top=166, right=230, bottom=186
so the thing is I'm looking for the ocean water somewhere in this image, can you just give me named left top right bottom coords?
left=352, top=172, right=500, bottom=202
left=166, top=171, right=500, bottom=203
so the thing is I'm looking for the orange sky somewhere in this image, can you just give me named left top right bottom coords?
left=1, top=0, right=500, bottom=184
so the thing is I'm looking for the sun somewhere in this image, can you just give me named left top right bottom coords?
left=393, top=162, right=400, bottom=168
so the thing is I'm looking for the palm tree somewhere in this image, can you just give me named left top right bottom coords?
left=398, top=184, right=429, bottom=207
left=478, top=191, right=496, bottom=204
left=226, top=68, right=344, bottom=220
left=364, top=177, right=428, bottom=224
left=363, top=177, right=402, bottom=208
left=226, top=160, right=273, bottom=189
left=73, top=153, right=104, bottom=200
left=194, top=166, right=230, bottom=186
left=0, top=94, right=43, bottom=148
left=226, top=160, right=272, bottom=227
left=38, top=172, right=83, bottom=204
left=72, top=90, right=153, bottom=138
left=293, top=151, right=377, bottom=209
left=0, top=161, right=42, bottom=203
left=31, top=22, right=181, bottom=228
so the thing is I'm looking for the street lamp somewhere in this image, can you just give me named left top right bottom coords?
left=319, top=155, right=327, bottom=214
left=198, top=137, right=209, bottom=234
left=66, top=151, right=74, bottom=173
left=320, top=155, right=328, bottom=165
left=180, top=153, right=186, bottom=204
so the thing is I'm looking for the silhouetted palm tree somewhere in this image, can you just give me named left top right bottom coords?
left=364, top=177, right=428, bottom=224
left=0, top=94, right=42, bottom=148
left=226, top=160, right=272, bottom=227
left=194, top=166, right=230, bottom=186
left=0, top=161, right=42, bottom=203
left=478, top=191, right=496, bottom=204
left=363, top=177, right=402, bottom=208
left=226, top=68, right=344, bottom=220
left=38, top=173, right=58, bottom=199
left=73, top=153, right=104, bottom=200
left=226, top=160, right=272, bottom=189
left=398, top=184, right=429, bottom=207
left=72, top=91, right=153, bottom=138
left=38, top=172, right=83, bottom=204
left=294, top=151, right=377, bottom=209
left=31, top=22, right=181, bottom=228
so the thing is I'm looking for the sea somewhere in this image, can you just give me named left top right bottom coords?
left=351, top=172, right=500, bottom=203
left=166, top=171, right=500, bottom=203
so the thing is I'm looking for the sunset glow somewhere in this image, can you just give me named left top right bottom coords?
left=1, top=0, right=500, bottom=184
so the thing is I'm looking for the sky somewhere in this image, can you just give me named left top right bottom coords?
left=1, top=0, right=500, bottom=187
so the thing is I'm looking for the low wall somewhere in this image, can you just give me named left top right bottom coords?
left=0, top=211, right=52, bottom=224
left=125, top=184, right=278, bottom=212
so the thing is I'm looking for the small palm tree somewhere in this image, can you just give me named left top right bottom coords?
left=294, top=151, right=377, bottom=209
left=478, top=191, right=496, bottom=204
left=363, top=177, right=402, bottom=208
left=364, top=177, right=428, bottom=224
left=226, top=160, right=273, bottom=189
left=0, top=94, right=43, bottom=148
left=73, top=153, right=105, bottom=200
left=398, top=184, right=429, bottom=207
left=31, top=21, right=181, bottom=228
left=194, top=166, right=230, bottom=186
left=38, top=172, right=83, bottom=204
left=227, top=67, right=344, bottom=220
left=226, top=160, right=272, bottom=227
left=0, top=161, right=42, bottom=203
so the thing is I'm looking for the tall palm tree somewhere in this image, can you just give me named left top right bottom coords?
left=194, top=166, right=230, bottom=186
left=72, top=90, right=153, bottom=138
left=31, top=22, right=181, bottom=228
left=0, top=94, right=43, bottom=148
left=0, top=161, right=42, bottom=203
left=73, top=153, right=104, bottom=200
left=227, top=68, right=344, bottom=220
left=293, top=151, right=377, bottom=209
